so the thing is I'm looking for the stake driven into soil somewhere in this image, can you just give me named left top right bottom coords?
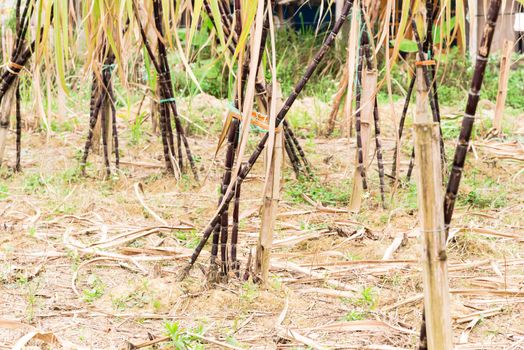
left=418, top=0, right=502, bottom=348
left=184, top=0, right=355, bottom=273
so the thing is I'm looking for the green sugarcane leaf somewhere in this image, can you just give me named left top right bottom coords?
left=390, top=39, right=419, bottom=53
left=433, top=17, right=456, bottom=45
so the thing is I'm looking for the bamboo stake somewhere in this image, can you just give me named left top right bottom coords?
left=256, top=126, right=283, bottom=285
left=185, top=0, right=354, bottom=273
left=413, top=121, right=452, bottom=350
left=492, top=39, right=513, bottom=135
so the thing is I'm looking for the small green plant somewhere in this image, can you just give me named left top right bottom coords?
left=240, top=281, right=259, bottom=303
left=23, top=174, right=47, bottom=194
left=0, top=184, right=8, bottom=200
left=164, top=321, right=205, bottom=350
left=174, top=230, right=200, bottom=249
left=82, top=276, right=105, bottom=303
left=356, top=286, right=378, bottom=310
left=342, top=310, right=367, bottom=321
left=130, top=114, right=145, bottom=146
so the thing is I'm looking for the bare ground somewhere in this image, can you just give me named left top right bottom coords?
left=0, top=96, right=523, bottom=349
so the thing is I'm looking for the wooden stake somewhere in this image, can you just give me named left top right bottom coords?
left=414, top=65, right=452, bottom=350
left=0, top=82, right=16, bottom=167
left=256, top=128, right=283, bottom=285
left=349, top=69, right=377, bottom=212
left=492, top=39, right=513, bottom=135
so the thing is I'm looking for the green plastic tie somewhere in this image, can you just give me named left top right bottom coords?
left=102, top=63, right=116, bottom=72
left=160, top=97, right=177, bottom=104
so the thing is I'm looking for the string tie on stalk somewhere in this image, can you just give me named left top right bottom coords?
left=4, top=61, right=24, bottom=75
left=160, top=97, right=177, bottom=104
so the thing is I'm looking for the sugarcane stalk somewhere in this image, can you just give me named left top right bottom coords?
left=373, top=97, right=385, bottom=207
left=354, top=40, right=367, bottom=189
left=391, top=75, right=415, bottom=180
left=15, top=84, right=21, bottom=172
left=443, top=0, right=501, bottom=229
left=132, top=0, right=198, bottom=179
left=360, top=15, right=386, bottom=201
left=185, top=0, right=354, bottom=273
left=108, top=77, right=120, bottom=169
left=206, top=0, right=309, bottom=180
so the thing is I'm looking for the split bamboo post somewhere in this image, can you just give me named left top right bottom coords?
left=413, top=64, right=453, bottom=350
left=492, top=39, right=513, bottom=135
left=256, top=128, right=283, bottom=285
left=0, top=83, right=17, bottom=166
left=349, top=69, right=377, bottom=212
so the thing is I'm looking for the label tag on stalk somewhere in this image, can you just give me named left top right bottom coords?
left=415, top=60, right=436, bottom=66
left=228, top=109, right=278, bottom=133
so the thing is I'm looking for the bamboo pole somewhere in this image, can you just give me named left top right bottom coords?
left=492, top=39, right=513, bottom=135
left=413, top=65, right=452, bottom=350
left=0, top=83, right=16, bottom=167
left=256, top=124, right=283, bottom=285
left=349, top=68, right=377, bottom=212
left=414, top=123, right=452, bottom=350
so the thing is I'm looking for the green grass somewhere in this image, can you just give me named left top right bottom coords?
left=284, top=178, right=350, bottom=206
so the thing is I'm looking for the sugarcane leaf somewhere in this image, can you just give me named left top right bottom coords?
left=390, top=39, right=419, bottom=53
left=455, top=0, right=466, bottom=53
left=186, top=0, right=203, bottom=57
left=433, top=17, right=456, bottom=45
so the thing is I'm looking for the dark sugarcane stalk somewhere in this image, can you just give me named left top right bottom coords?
left=184, top=0, right=355, bottom=273
left=132, top=0, right=198, bottom=179
left=406, top=147, right=415, bottom=181
left=15, top=84, right=21, bottom=172
left=0, top=6, right=52, bottom=102
left=230, top=171, right=242, bottom=273
left=229, top=1, right=272, bottom=272
left=284, top=133, right=302, bottom=178
left=108, top=77, right=120, bottom=168
left=157, top=87, right=174, bottom=173
left=373, top=97, right=386, bottom=208
left=227, top=0, right=254, bottom=275
left=205, top=0, right=308, bottom=179
left=283, top=120, right=313, bottom=177
left=153, top=0, right=179, bottom=171
left=80, top=49, right=120, bottom=176
left=391, top=75, right=415, bottom=180
left=358, top=17, right=386, bottom=196
left=100, top=82, right=111, bottom=177
left=443, top=0, right=501, bottom=229
left=354, top=38, right=367, bottom=190
left=210, top=0, right=245, bottom=274
left=81, top=77, right=103, bottom=174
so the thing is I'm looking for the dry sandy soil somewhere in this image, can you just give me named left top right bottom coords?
left=0, top=95, right=523, bottom=349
